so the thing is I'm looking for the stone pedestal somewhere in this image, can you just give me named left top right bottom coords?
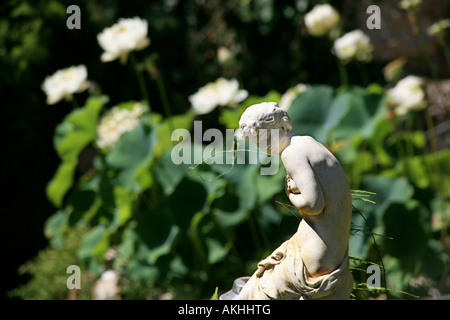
left=219, top=276, right=250, bottom=300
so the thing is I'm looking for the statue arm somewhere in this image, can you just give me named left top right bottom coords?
left=286, top=159, right=325, bottom=216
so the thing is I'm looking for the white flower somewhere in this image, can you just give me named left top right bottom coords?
left=399, top=0, right=422, bottom=11
left=93, top=270, right=119, bottom=300
left=387, top=75, right=426, bottom=116
left=97, top=17, right=150, bottom=64
left=97, top=103, right=148, bottom=148
left=427, top=19, right=450, bottom=37
left=279, top=83, right=310, bottom=111
left=333, top=30, right=373, bottom=63
left=217, top=46, right=234, bottom=66
left=189, top=78, right=248, bottom=115
left=42, top=65, right=89, bottom=105
left=304, top=4, right=340, bottom=37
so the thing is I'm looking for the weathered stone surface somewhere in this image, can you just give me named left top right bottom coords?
left=235, top=102, right=353, bottom=300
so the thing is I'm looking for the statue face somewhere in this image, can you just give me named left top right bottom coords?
left=237, top=102, right=292, bottom=154
left=254, top=127, right=288, bottom=155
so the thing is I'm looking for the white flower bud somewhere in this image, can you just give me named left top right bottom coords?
left=304, top=4, right=340, bottom=37
left=387, top=75, right=426, bottom=116
left=189, top=78, right=248, bottom=115
left=333, top=30, right=373, bottom=63
left=97, top=17, right=150, bottom=64
left=96, top=103, right=148, bottom=148
left=217, top=46, right=234, bottom=65
left=42, top=65, right=90, bottom=105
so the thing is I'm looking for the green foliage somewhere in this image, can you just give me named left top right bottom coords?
left=46, top=96, right=108, bottom=207
left=39, top=84, right=449, bottom=299
left=210, top=287, right=219, bottom=300
left=9, top=227, right=96, bottom=300
left=8, top=0, right=449, bottom=300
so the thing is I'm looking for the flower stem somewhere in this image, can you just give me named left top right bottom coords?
left=393, top=114, right=409, bottom=178
left=442, top=39, right=450, bottom=74
left=153, top=68, right=172, bottom=118
left=130, top=52, right=151, bottom=109
left=155, top=72, right=177, bottom=137
left=405, top=112, right=414, bottom=158
left=402, top=113, right=415, bottom=180
left=144, top=59, right=178, bottom=141
left=70, top=96, right=80, bottom=109
left=337, top=59, right=348, bottom=89
left=356, top=62, right=370, bottom=87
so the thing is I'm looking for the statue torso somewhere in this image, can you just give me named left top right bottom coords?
left=282, top=136, right=352, bottom=277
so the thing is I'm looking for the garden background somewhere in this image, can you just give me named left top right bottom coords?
left=1, top=0, right=450, bottom=300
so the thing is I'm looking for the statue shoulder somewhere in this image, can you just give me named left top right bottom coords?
left=281, top=136, right=315, bottom=160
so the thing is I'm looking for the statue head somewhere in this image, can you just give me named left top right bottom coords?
left=236, top=102, right=292, bottom=154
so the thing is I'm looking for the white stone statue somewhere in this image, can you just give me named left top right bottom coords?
left=235, top=102, right=353, bottom=300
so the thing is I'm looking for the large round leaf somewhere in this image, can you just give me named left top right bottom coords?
left=288, top=85, right=334, bottom=143
left=46, top=96, right=108, bottom=206
left=106, top=123, right=156, bottom=192
left=383, top=202, right=431, bottom=259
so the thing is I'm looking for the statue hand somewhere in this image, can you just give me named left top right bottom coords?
left=285, top=175, right=293, bottom=198
left=285, top=175, right=300, bottom=198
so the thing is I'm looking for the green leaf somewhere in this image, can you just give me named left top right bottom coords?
left=349, top=207, right=377, bottom=260
left=112, top=186, right=137, bottom=229
left=44, top=210, right=68, bottom=247
left=350, top=176, right=415, bottom=260
left=383, top=202, right=431, bottom=258
left=328, top=92, right=367, bottom=141
left=288, top=85, right=334, bottom=142
left=354, top=91, right=388, bottom=140
left=106, top=123, right=156, bottom=192
left=67, top=189, right=98, bottom=226
left=135, top=207, right=180, bottom=264
left=419, top=239, right=448, bottom=279
left=288, top=86, right=388, bottom=148
left=45, top=157, right=78, bottom=207
left=147, top=225, right=180, bottom=265
left=366, top=118, right=395, bottom=167
left=206, top=140, right=267, bottom=227
left=155, top=112, right=195, bottom=157
left=210, top=287, right=219, bottom=300
left=54, top=96, right=107, bottom=159
left=46, top=96, right=108, bottom=207
left=153, top=150, right=186, bottom=196
left=382, top=255, right=416, bottom=294
left=168, top=177, right=208, bottom=230
left=126, top=259, right=160, bottom=282
left=408, top=148, right=450, bottom=195
left=77, top=225, right=110, bottom=261
left=106, top=124, right=151, bottom=168
left=113, top=224, right=137, bottom=271
left=406, top=156, right=431, bottom=189
left=255, top=166, right=285, bottom=204
left=359, top=175, right=414, bottom=226
left=205, top=237, right=229, bottom=264
left=187, top=169, right=226, bottom=203
left=330, top=90, right=387, bottom=143
left=258, top=203, right=283, bottom=237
